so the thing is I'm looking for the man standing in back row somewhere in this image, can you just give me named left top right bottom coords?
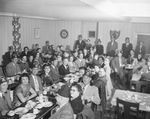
left=74, top=35, right=85, bottom=52
left=122, top=37, right=133, bottom=59
left=106, top=35, right=118, bottom=57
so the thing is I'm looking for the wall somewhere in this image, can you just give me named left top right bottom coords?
left=1, top=16, right=150, bottom=64
left=98, top=22, right=133, bottom=52
left=21, top=19, right=81, bottom=49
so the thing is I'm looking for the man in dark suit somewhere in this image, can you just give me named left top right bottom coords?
left=50, top=57, right=60, bottom=84
left=106, top=36, right=118, bottom=57
left=135, top=41, right=146, bottom=58
left=49, top=84, right=74, bottom=119
left=74, top=35, right=85, bottom=51
left=59, top=58, right=70, bottom=78
left=122, top=37, right=133, bottom=58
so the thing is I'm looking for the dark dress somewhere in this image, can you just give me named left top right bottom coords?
left=70, top=95, right=84, bottom=114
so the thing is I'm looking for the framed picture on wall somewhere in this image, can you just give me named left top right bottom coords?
left=88, top=31, right=95, bottom=38
left=34, top=28, right=40, bottom=39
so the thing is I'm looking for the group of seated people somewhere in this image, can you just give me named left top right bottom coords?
left=0, top=39, right=115, bottom=119
left=0, top=34, right=149, bottom=119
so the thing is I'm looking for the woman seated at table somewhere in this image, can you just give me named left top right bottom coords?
left=0, top=77, right=14, bottom=116
left=138, top=58, right=150, bottom=74
left=33, top=52, right=43, bottom=68
left=75, top=52, right=86, bottom=70
left=126, top=49, right=138, bottom=66
left=70, top=83, right=84, bottom=116
left=133, top=53, right=146, bottom=73
left=78, top=66, right=87, bottom=82
left=68, top=55, right=77, bottom=73
left=41, top=64, right=53, bottom=86
left=13, top=73, right=37, bottom=107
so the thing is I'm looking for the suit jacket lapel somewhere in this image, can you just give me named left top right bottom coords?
left=51, top=103, right=68, bottom=118
left=5, top=91, right=12, bottom=109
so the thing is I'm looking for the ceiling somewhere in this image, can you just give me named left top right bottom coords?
left=0, top=0, right=150, bottom=23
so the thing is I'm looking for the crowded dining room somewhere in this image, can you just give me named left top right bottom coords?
left=0, top=0, right=150, bottom=119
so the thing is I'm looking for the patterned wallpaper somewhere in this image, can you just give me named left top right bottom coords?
left=0, top=16, right=150, bottom=63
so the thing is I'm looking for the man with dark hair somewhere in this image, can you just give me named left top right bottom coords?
left=20, top=46, right=30, bottom=58
left=122, top=37, right=133, bottom=58
left=50, top=57, right=60, bottom=84
left=59, top=58, right=70, bottom=78
left=74, top=35, right=85, bottom=51
left=106, top=36, right=118, bottom=57
left=135, top=41, right=146, bottom=58
left=96, top=39, right=104, bottom=55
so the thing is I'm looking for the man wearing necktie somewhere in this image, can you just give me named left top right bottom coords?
left=122, top=37, right=133, bottom=59
left=106, top=36, right=118, bottom=57
left=58, top=58, right=70, bottom=79
left=50, top=57, right=60, bottom=83
left=29, top=65, right=43, bottom=95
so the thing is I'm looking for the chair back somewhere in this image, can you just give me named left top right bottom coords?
left=116, top=98, right=139, bottom=119
left=77, top=105, right=95, bottom=119
left=130, top=80, right=148, bottom=93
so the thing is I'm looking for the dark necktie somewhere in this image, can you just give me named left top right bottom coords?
left=2, top=93, right=6, bottom=100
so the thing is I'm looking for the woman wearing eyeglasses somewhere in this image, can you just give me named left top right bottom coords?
left=69, top=83, right=84, bottom=117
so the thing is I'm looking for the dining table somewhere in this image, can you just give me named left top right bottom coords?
left=1, top=94, right=57, bottom=119
left=111, top=89, right=150, bottom=119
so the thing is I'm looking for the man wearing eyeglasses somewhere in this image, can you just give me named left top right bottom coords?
left=49, top=84, right=74, bottom=119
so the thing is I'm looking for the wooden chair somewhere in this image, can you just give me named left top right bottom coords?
left=116, top=98, right=139, bottom=119
left=130, top=80, right=148, bottom=93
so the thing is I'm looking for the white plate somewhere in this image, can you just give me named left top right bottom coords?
left=20, top=113, right=36, bottom=119
left=14, top=107, right=28, bottom=115
left=7, top=110, right=15, bottom=116
left=43, top=101, right=53, bottom=107
left=35, top=104, right=43, bottom=109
